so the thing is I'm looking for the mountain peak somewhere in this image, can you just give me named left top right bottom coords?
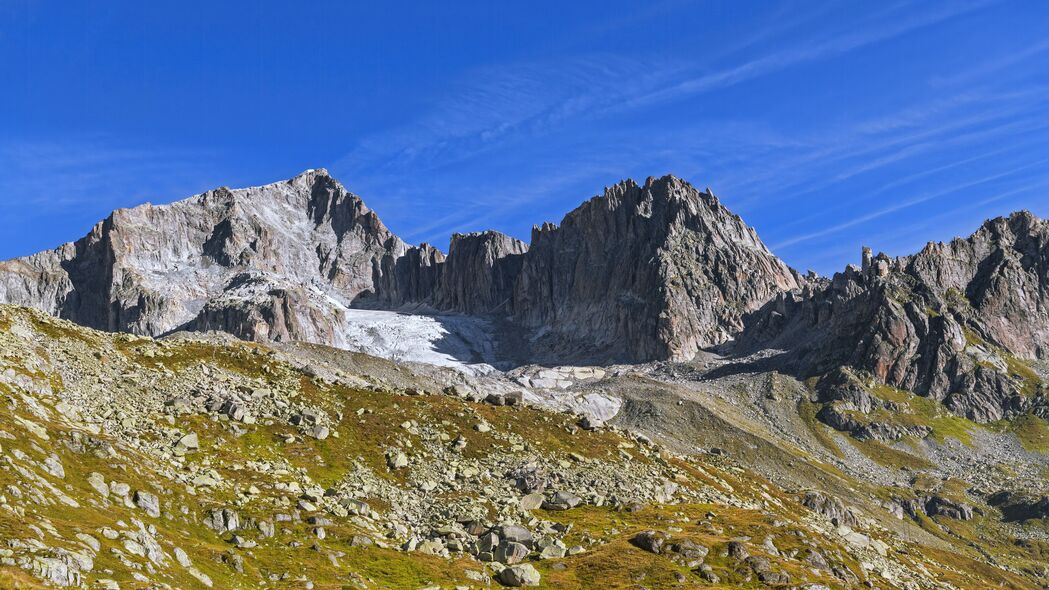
left=280, top=167, right=329, bottom=180
left=736, top=203, right=1049, bottom=424
left=0, top=171, right=800, bottom=365
left=511, top=173, right=798, bottom=361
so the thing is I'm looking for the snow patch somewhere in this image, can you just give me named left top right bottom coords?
left=339, top=308, right=499, bottom=375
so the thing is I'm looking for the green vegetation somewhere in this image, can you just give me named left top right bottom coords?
left=1010, top=414, right=1049, bottom=453
left=910, top=474, right=970, bottom=503
left=1004, top=354, right=1042, bottom=397
left=869, top=383, right=976, bottom=446
left=1, top=304, right=1045, bottom=590
left=28, top=314, right=94, bottom=344
left=797, top=400, right=845, bottom=458
left=114, top=337, right=285, bottom=377
left=890, top=284, right=913, bottom=304
left=944, top=287, right=971, bottom=309
left=963, top=326, right=985, bottom=348
left=847, top=438, right=934, bottom=471
left=912, top=507, right=1048, bottom=590
left=535, top=503, right=863, bottom=590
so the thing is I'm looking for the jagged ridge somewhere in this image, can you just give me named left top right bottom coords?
left=736, top=211, right=1049, bottom=423
left=0, top=170, right=799, bottom=364
left=1, top=169, right=1045, bottom=422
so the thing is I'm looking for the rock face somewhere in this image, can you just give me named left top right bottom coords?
left=373, top=243, right=445, bottom=308
left=736, top=211, right=1049, bottom=422
left=186, top=273, right=352, bottom=345
left=0, top=169, right=408, bottom=339
left=434, top=231, right=528, bottom=315
left=0, top=171, right=797, bottom=364
left=510, top=176, right=801, bottom=362
left=372, top=175, right=801, bottom=363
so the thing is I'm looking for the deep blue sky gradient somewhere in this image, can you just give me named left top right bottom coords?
left=2, top=0, right=1048, bottom=274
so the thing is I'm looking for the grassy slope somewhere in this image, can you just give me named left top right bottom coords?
left=0, top=306, right=1043, bottom=589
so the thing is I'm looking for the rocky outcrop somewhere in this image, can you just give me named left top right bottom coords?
left=371, top=175, right=799, bottom=364
left=811, top=368, right=933, bottom=441
left=434, top=231, right=527, bottom=315
left=988, top=490, right=1049, bottom=522
left=908, top=212, right=1049, bottom=359
left=801, top=490, right=860, bottom=528
left=185, top=273, right=350, bottom=345
left=890, top=495, right=975, bottom=521
left=923, top=495, right=975, bottom=520
left=737, top=211, right=1049, bottom=422
left=511, top=176, right=801, bottom=362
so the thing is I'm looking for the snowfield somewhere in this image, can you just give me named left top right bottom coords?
left=339, top=308, right=500, bottom=375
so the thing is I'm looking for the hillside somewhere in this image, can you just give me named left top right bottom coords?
left=0, top=305, right=1046, bottom=589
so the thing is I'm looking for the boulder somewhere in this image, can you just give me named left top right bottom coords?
left=801, top=490, right=860, bottom=528
left=175, top=432, right=199, bottom=452
left=924, top=495, right=974, bottom=520
left=541, top=491, right=582, bottom=511
left=630, top=530, right=667, bottom=554
left=519, top=493, right=544, bottom=510
left=498, top=564, right=541, bottom=587
left=205, top=508, right=241, bottom=534
left=496, top=525, right=534, bottom=548
left=494, top=541, right=529, bottom=565
left=133, top=491, right=160, bottom=518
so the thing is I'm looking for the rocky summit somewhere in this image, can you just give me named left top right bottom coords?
left=0, top=171, right=1046, bottom=589
left=0, top=169, right=410, bottom=343
left=734, top=210, right=1049, bottom=424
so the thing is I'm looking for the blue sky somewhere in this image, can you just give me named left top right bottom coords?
left=2, top=0, right=1047, bottom=274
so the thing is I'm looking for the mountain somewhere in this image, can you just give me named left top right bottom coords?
left=0, top=170, right=1047, bottom=589
left=378, top=176, right=802, bottom=362
left=507, top=176, right=801, bottom=362
left=0, top=170, right=800, bottom=364
left=734, top=210, right=1049, bottom=427
left=0, top=169, right=409, bottom=339
left=1, top=170, right=1045, bottom=418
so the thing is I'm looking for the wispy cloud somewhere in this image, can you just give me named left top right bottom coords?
left=720, top=89, right=1049, bottom=203
left=332, top=2, right=1010, bottom=257
left=770, top=132, right=1049, bottom=235
left=931, top=38, right=1049, bottom=87
left=771, top=157, right=1049, bottom=250
left=334, top=55, right=690, bottom=180
left=401, top=166, right=612, bottom=244
left=605, top=1, right=993, bottom=114
left=802, top=179, right=1049, bottom=270
left=337, top=3, right=991, bottom=187
left=0, top=139, right=216, bottom=210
